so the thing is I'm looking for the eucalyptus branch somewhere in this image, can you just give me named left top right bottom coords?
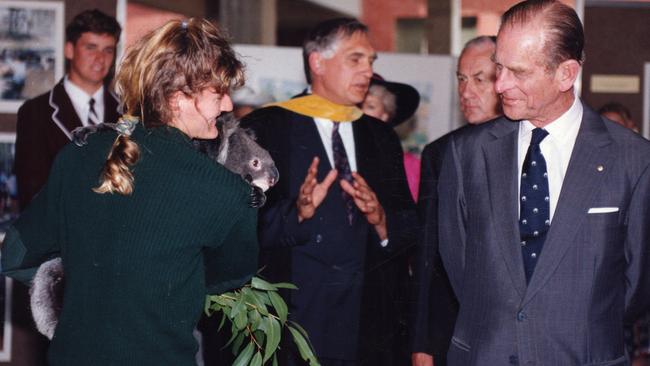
left=205, top=276, right=321, bottom=366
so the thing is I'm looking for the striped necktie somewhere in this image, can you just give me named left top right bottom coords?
left=88, top=98, right=99, bottom=125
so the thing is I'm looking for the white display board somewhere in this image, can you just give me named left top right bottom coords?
left=233, top=44, right=458, bottom=151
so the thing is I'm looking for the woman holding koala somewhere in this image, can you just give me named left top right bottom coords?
left=1, top=19, right=258, bottom=365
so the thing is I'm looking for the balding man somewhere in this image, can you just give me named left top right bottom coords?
left=411, top=35, right=501, bottom=366
left=435, top=0, right=650, bottom=364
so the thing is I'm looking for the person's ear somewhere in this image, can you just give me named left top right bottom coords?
left=556, top=59, right=580, bottom=92
left=309, top=53, right=324, bottom=76
left=169, top=91, right=185, bottom=116
left=64, top=41, right=74, bottom=60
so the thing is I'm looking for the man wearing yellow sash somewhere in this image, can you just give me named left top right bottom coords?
left=241, top=18, right=417, bottom=366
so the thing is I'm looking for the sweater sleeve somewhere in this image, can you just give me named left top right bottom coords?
left=203, top=203, right=259, bottom=295
left=2, top=151, right=66, bottom=284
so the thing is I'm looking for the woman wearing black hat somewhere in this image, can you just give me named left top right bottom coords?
left=362, top=74, right=420, bottom=201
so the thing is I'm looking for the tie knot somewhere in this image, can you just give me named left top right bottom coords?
left=530, top=128, right=548, bottom=145
left=332, top=121, right=340, bottom=132
left=89, top=98, right=95, bottom=107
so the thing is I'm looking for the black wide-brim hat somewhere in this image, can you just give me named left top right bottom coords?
left=370, top=73, right=420, bottom=127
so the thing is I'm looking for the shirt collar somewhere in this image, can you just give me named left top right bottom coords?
left=63, top=75, right=105, bottom=105
left=520, top=96, right=583, bottom=144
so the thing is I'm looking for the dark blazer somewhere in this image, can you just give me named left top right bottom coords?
left=411, top=125, right=476, bottom=365
left=14, top=78, right=120, bottom=210
left=437, top=102, right=650, bottom=365
left=241, top=106, right=417, bottom=363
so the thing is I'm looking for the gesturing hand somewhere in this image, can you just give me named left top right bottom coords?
left=297, top=157, right=338, bottom=222
left=340, top=172, right=387, bottom=240
left=411, top=352, right=434, bottom=366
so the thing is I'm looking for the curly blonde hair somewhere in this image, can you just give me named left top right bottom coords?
left=94, top=18, right=244, bottom=195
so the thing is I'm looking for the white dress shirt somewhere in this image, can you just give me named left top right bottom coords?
left=517, top=97, right=583, bottom=221
left=313, top=117, right=357, bottom=172
left=313, top=116, right=388, bottom=246
left=64, top=76, right=106, bottom=126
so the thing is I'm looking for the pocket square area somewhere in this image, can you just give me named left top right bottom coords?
left=587, top=207, right=619, bottom=214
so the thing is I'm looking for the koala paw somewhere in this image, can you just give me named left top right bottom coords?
left=72, top=125, right=101, bottom=146
left=249, top=186, right=267, bottom=208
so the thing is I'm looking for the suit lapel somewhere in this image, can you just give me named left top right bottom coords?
left=50, top=80, right=83, bottom=140
left=352, top=119, right=373, bottom=180
left=483, top=119, right=528, bottom=298
left=104, top=89, right=121, bottom=123
left=523, top=105, right=614, bottom=306
left=290, top=114, right=332, bottom=179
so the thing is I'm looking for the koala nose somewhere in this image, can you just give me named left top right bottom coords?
left=268, top=166, right=280, bottom=187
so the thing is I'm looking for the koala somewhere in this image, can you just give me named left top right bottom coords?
left=32, top=114, right=278, bottom=339
left=192, top=114, right=279, bottom=205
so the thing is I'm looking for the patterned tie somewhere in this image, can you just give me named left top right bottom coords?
left=88, top=98, right=99, bottom=125
left=332, top=122, right=355, bottom=225
left=519, top=128, right=550, bottom=283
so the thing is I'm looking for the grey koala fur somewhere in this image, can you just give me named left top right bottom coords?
left=31, top=114, right=278, bottom=339
left=193, top=113, right=279, bottom=197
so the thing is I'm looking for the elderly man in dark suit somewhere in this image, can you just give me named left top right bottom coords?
left=14, top=9, right=121, bottom=210
left=411, top=35, right=501, bottom=366
left=241, top=18, right=416, bottom=366
left=434, top=1, right=650, bottom=365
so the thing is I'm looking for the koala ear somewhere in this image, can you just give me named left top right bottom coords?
left=215, top=116, right=238, bottom=164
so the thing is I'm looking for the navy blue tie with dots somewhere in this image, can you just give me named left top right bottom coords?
left=332, top=122, right=355, bottom=226
left=520, top=128, right=550, bottom=283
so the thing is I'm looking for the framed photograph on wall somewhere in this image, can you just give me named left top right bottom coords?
left=0, top=1, right=65, bottom=113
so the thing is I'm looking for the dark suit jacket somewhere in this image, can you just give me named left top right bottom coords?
left=437, top=102, right=650, bottom=365
left=14, top=78, right=120, bottom=210
left=411, top=125, right=476, bottom=364
left=241, top=106, right=417, bottom=363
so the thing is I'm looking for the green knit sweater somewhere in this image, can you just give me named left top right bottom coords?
left=2, top=125, right=259, bottom=365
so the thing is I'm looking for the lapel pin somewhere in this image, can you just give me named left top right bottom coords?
left=597, top=165, right=604, bottom=172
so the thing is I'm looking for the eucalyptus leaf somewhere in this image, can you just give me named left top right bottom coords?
left=243, top=288, right=269, bottom=316
left=288, top=323, right=320, bottom=365
left=268, top=291, right=288, bottom=324
left=218, top=312, right=226, bottom=331
left=231, top=296, right=246, bottom=319
left=288, top=326, right=312, bottom=361
left=248, top=308, right=262, bottom=330
left=272, top=282, right=298, bottom=290
left=251, top=277, right=277, bottom=291
left=250, top=351, right=263, bottom=366
left=234, top=307, right=248, bottom=330
left=231, top=342, right=254, bottom=366
left=263, top=317, right=281, bottom=363
left=204, top=295, right=211, bottom=315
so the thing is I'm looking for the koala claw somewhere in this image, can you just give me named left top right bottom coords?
left=72, top=123, right=113, bottom=146
left=72, top=125, right=97, bottom=146
left=249, top=186, right=267, bottom=208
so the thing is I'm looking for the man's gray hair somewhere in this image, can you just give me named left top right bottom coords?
left=461, top=35, right=496, bottom=57
left=499, top=0, right=584, bottom=69
left=302, top=18, right=368, bottom=84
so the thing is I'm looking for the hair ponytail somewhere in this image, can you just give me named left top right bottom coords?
left=93, top=116, right=140, bottom=195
